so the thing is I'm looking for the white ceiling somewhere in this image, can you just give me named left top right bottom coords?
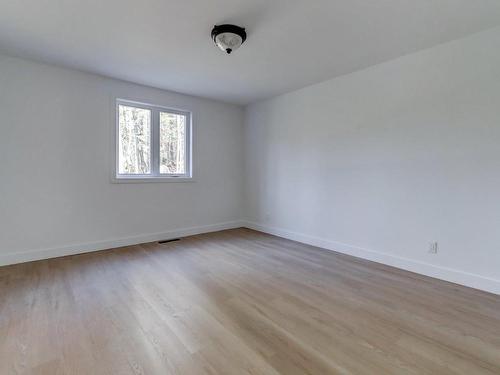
left=1, top=0, right=500, bottom=105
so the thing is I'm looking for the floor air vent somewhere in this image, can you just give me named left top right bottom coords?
left=158, top=238, right=181, bottom=244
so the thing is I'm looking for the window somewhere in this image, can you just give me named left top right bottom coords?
left=115, top=100, right=192, bottom=181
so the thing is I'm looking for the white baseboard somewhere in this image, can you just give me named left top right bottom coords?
left=0, top=221, right=243, bottom=267
left=243, top=221, right=500, bottom=296
left=4, top=220, right=498, bottom=295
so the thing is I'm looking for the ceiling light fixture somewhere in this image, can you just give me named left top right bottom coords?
left=211, top=24, right=247, bottom=54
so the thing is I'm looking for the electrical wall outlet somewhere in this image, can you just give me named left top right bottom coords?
left=429, top=242, right=438, bottom=254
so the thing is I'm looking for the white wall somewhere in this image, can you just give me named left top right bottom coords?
left=0, top=55, right=244, bottom=265
left=244, top=27, right=500, bottom=294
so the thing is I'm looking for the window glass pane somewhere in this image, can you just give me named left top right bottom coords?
left=160, top=112, right=186, bottom=174
left=118, top=105, right=151, bottom=174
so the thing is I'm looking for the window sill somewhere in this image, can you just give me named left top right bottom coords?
left=111, top=176, right=195, bottom=184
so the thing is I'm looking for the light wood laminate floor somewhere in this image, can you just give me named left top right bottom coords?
left=1, top=228, right=499, bottom=374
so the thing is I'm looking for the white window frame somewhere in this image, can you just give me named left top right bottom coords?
left=113, top=99, right=193, bottom=183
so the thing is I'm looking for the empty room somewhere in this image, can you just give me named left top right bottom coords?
left=1, top=1, right=499, bottom=374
